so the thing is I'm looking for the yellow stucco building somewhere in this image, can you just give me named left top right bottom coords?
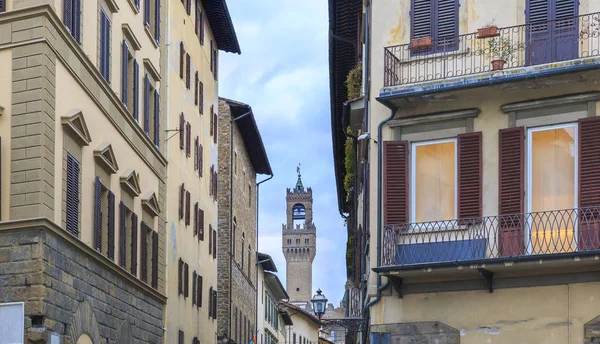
left=331, top=0, right=600, bottom=343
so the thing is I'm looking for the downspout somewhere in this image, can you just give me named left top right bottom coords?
left=256, top=173, right=274, bottom=340
left=162, top=0, right=171, bottom=342
left=230, top=109, right=253, bottom=340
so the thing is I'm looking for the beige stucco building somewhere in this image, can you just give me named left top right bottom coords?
left=257, top=252, right=293, bottom=344
left=162, top=1, right=240, bottom=343
left=0, top=0, right=167, bottom=342
left=280, top=302, right=321, bottom=344
left=217, top=97, right=273, bottom=343
left=331, top=0, right=600, bottom=343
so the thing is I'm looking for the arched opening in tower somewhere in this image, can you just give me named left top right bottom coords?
left=292, top=203, right=306, bottom=229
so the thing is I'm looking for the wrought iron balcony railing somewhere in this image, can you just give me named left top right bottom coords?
left=382, top=207, right=600, bottom=268
left=383, top=12, right=600, bottom=87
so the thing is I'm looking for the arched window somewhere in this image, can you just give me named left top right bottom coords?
left=292, top=203, right=306, bottom=228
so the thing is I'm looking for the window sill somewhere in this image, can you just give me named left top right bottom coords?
left=144, top=25, right=159, bottom=49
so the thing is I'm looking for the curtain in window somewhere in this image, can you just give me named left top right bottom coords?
left=530, top=126, right=576, bottom=253
left=415, top=141, right=455, bottom=222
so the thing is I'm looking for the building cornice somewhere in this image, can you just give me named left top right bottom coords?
left=388, top=108, right=480, bottom=128
left=0, top=218, right=167, bottom=303
left=501, top=92, right=600, bottom=113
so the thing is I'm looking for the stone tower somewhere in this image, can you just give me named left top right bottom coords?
left=282, top=167, right=316, bottom=304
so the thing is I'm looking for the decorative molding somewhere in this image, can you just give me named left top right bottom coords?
left=144, top=26, right=159, bottom=49
left=388, top=108, right=480, bottom=128
left=126, top=0, right=140, bottom=14
left=120, top=169, right=142, bottom=197
left=122, top=24, right=142, bottom=51
left=142, top=192, right=161, bottom=217
left=94, top=142, right=119, bottom=174
left=105, top=0, right=120, bottom=13
left=61, top=109, right=92, bottom=146
left=144, top=58, right=161, bottom=81
left=501, top=92, right=600, bottom=113
left=0, top=218, right=166, bottom=302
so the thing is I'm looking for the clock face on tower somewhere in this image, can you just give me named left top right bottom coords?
left=282, top=172, right=316, bottom=303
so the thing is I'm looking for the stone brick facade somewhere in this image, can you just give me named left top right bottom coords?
left=217, top=99, right=259, bottom=342
left=0, top=219, right=165, bottom=343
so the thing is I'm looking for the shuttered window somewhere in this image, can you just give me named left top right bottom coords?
left=179, top=113, right=185, bottom=150
left=212, top=289, right=217, bottom=319
left=411, top=0, right=458, bottom=53
left=0, top=1, right=5, bottom=12
left=198, top=208, right=204, bottom=240
left=186, top=0, right=191, bottom=15
left=119, top=202, right=127, bottom=268
left=179, top=183, right=185, bottom=220
left=130, top=213, right=138, bottom=276
left=107, top=191, right=116, bottom=260
left=383, top=141, right=408, bottom=225
left=213, top=46, right=218, bottom=80
left=194, top=137, right=199, bottom=170
left=154, top=90, right=160, bottom=148
left=144, top=75, right=151, bottom=134
left=133, top=60, right=139, bottom=120
left=185, top=191, right=191, bottom=226
left=210, top=166, right=214, bottom=196
left=186, top=122, right=191, bottom=157
left=178, top=330, right=184, bottom=344
left=198, top=143, right=204, bottom=177
left=140, top=222, right=149, bottom=283
left=199, top=81, right=204, bottom=115
left=64, top=0, right=82, bottom=43
left=210, top=40, right=214, bottom=73
left=151, top=230, right=158, bottom=288
left=579, top=117, right=600, bottom=250
left=184, top=262, right=189, bottom=297
left=99, top=10, right=111, bottom=82
left=210, top=105, right=214, bottom=136
left=213, top=110, right=218, bottom=144
left=186, top=54, right=191, bottom=89
left=208, top=225, right=212, bottom=254
left=457, top=132, right=482, bottom=219
left=498, top=127, right=524, bottom=256
left=135, top=0, right=140, bottom=10
left=154, top=0, right=160, bottom=44
left=197, top=275, right=203, bottom=307
left=144, top=0, right=151, bottom=27
left=193, top=203, right=199, bottom=236
left=194, top=72, right=199, bottom=105
left=178, top=258, right=184, bottom=295
left=180, top=42, right=185, bottom=79
left=213, top=170, right=218, bottom=201
left=66, top=154, right=80, bottom=237
left=94, top=177, right=103, bottom=252
left=192, top=271, right=197, bottom=305
left=200, top=11, right=205, bottom=45
left=212, top=227, right=217, bottom=259
left=208, top=286, right=213, bottom=317
left=121, top=41, right=131, bottom=109
left=195, top=0, right=199, bottom=34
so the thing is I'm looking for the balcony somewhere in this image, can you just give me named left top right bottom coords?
left=381, top=207, right=600, bottom=269
left=383, top=12, right=600, bottom=88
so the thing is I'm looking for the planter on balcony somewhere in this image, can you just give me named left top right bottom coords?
left=491, top=59, right=506, bottom=70
left=411, top=36, right=433, bottom=51
left=477, top=26, right=500, bottom=39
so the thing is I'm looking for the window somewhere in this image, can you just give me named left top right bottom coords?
left=287, top=239, right=291, bottom=245
left=296, top=239, right=300, bottom=245
left=144, top=0, right=160, bottom=44
left=94, top=178, right=116, bottom=260
left=179, top=183, right=185, bottom=220
left=185, top=122, right=192, bottom=157
left=66, top=154, right=80, bottom=237
left=194, top=71, right=199, bottom=105
left=248, top=185, right=251, bottom=207
left=195, top=0, right=205, bottom=44
left=118, top=203, right=138, bottom=274
left=185, top=0, right=191, bottom=15
left=199, top=81, right=204, bottom=115
left=99, top=9, right=111, bottom=82
left=234, top=152, right=238, bottom=175
left=143, top=73, right=160, bottom=147
left=247, top=245, right=251, bottom=276
left=151, top=230, right=159, bottom=288
left=241, top=232, right=245, bottom=267
left=411, top=0, right=458, bottom=53
left=140, top=221, right=153, bottom=283
left=212, top=226, right=217, bottom=259
left=527, top=124, right=577, bottom=253
left=185, top=190, right=191, bottom=226
left=233, top=218, right=237, bottom=259
left=305, top=238, right=309, bottom=244
left=185, top=53, right=191, bottom=89
left=197, top=274, right=203, bottom=307
left=121, top=41, right=139, bottom=120
left=178, top=330, right=184, bottom=344
left=411, top=139, right=456, bottom=222
left=64, top=0, right=82, bottom=43
left=179, top=42, right=185, bottom=79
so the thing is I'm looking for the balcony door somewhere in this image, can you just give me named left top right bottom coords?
left=526, top=0, right=578, bottom=66
left=526, top=124, right=578, bottom=254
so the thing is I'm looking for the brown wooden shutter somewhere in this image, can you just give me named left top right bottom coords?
left=194, top=71, right=199, bottom=105
left=212, top=289, right=217, bottom=318
left=180, top=42, right=184, bottom=79
left=197, top=275, right=203, bottom=307
left=209, top=105, right=214, bottom=136
left=107, top=190, right=116, bottom=261
left=208, top=286, right=213, bottom=317
left=498, top=126, right=524, bottom=256
left=186, top=122, right=191, bottom=157
left=140, top=222, right=148, bottom=283
left=210, top=40, right=214, bottom=73
left=212, top=227, right=217, bottom=259
left=151, top=231, right=158, bottom=288
left=130, top=212, right=138, bottom=276
left=383, top=141, right=408, bottom=225
left=193, top=202, right=199, bottom=236
left=178, top=258, right=183, bottom=295
left=186, top=53, right=191, bottom=89
left=199, top=208, right=204, bottom=240
left=200, top=12, right=205, bottom=45
left=579, top=116, right=600, bottom=250
left=199, top=144, right=203, bottom=177
left=119, top=202, right=127, bottom=268
left=179, top=113, right=185, bottom=150
left=178, top=330, right=184, bottom=344
left=209, top=166, right=214, bottom=196
left=185, top=191, right=191, bottom=226
left=213, top=112, right=218, bottom=144
left=179, top=183, right=185, bottom=220
left=457, top=132, right=482, bottom=219
left=192, top=270, right=197, bottom=305
left=208, top=226, right=212, bottom=254
left=199, top=81, right=204, bottom=115
left=194, top=137, right=199, bottom=170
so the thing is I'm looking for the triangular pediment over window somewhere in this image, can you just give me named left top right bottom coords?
left=120, top=169, right=141, bottom=197
left=94, top=142, right=119, bottom=174
left=142, top=192, right=161, bottom=217
left=61, top=109, right=92, bottom=146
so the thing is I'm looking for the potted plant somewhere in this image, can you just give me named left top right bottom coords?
left=411, top=36, right=433, bottom=51
left=479, top=37, right=521, bottom=71
left=478, top=20, right=500, bottom=39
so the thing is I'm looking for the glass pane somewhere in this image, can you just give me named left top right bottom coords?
left=530, top=126, right=576, bottom=253
left=415, top=141, right=455, bottom=222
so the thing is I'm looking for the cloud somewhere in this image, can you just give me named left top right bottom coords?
left=222, top=0, right=347, bottom=305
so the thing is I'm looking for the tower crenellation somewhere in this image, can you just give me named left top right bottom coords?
left=282, top=166, right=316, bottom=303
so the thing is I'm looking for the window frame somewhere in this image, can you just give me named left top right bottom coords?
left=410, top=138, right=458, bottom=223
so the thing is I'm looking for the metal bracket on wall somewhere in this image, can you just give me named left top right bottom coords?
left=387, top=275, right=403, bottom=298
left=165, top=128, right=181, bottom=142
left=478, top=268, right=494, bottom=293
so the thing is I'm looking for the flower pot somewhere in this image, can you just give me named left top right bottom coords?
left=411, top=36, right=433, bottom=51
left=477, top=26, right=500, bottom=39
left=491, top=59, right=506, bottom=70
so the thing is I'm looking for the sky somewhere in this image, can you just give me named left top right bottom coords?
left=219, top=1, right=347, bottom=306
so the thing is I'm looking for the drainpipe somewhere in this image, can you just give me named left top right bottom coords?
left=162, top=0, right=171, bottom=342
left=256, top=173, right=274, bottom=340
left=229, top=109, right=253, bottom=341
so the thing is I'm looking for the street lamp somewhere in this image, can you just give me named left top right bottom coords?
left=311, top=289, right=328, bottom=320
